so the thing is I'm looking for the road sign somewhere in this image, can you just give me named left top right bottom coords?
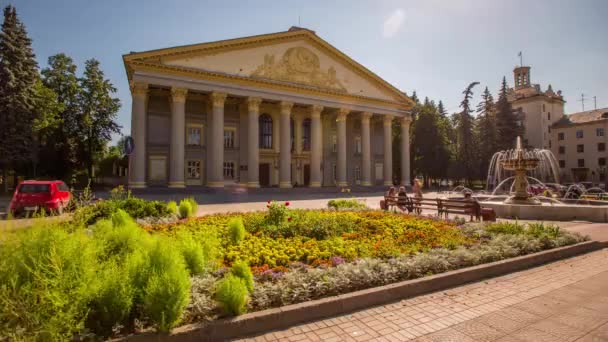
left=123, top=136, right=135, bottom=155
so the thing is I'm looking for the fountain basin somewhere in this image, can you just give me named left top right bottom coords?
left=479, top=200, right=608, bottom=222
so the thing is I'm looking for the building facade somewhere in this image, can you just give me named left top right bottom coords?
left=507, top=66, right=565, bottom=149
left=123, top=27, right=414, bottom=188
left=550, top=109, right=608, bottom=183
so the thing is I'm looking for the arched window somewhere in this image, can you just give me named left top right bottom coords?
left=302, top=118, right=311, bottom=151
left=259, top=114, right=273, bottom=149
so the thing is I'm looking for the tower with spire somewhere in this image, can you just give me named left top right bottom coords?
left=507, top=65, right=566, bottom=150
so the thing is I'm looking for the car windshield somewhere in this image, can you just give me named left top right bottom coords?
left=19, top=184, right=50, bottom=193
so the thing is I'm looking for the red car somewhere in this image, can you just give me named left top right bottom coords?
left=9, top=180, right=71, bottom=216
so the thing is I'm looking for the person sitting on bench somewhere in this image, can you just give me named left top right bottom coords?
left=397, top=186, right=413, bottom=213
left=380, top=187, right=397, bottom=210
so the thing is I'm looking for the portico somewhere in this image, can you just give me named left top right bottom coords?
left=124, top=27, right=414, bottom=188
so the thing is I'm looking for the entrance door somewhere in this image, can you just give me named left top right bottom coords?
left=303, top=164, right=310, bottom=186
left=259, top=163, right=270, bottom=187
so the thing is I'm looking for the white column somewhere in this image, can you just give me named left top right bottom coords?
left=401, top=115, right=412, bottom=186
left=383, top=115, right=393, bottom=186
left=169, top=87, right=187, bottom=188
left=294, top=113, right=303, bottom=185
left=129, top=82, right=148, bottom=188
left=361, top=112, right=372, bottom=186
left=310, top=105, right=323, bottom=187
left=247, top=97, right=262, bottom=188
left=279, top=101, right=293, bottom=188
left=337, top=108, right=349, bottom=187
left=208, top=92, right=227, bottom=187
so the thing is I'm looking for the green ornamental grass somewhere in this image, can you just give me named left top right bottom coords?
left=178, top=200, right=193, bottom=219
left=215, top=274, right=249, bottom=316
left=228, top=217, right=246, bottom=245
left=167, top=201, right=178, bottom=215
left=231, top=260, right=254, bottom=293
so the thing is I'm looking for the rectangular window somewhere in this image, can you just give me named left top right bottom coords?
left=559, top=160, right=565, bottom=168
left=559, top=146, right=565, bottom=154
left=354, top=136, right=362, bottom=154
left=548, top=112, right=551, bottom=120
left=578, top=159, right=585, bottom=168
left=223, top=162, right=235, bottom=179
left=224, top=128, right=236, bottom=149
left=576, top=130, right=584, bottom=139
left=332, top=163, right=337, bottom=183
left=331, top=134, right=337, bottom=153
left=187, top=124, right=203, bottom=146
left=577, top=144, right=584, bottom=153
left=549, top=140, right=552, bottom=148
left=558, top=132, right=565, bottom=141
left=186, top=160, right=201, bottom=179
left=354, top=165, right=361, bottom=184
left=599, top=158, right=606, bottom=166
left=597, top=128, right=605, bottom=137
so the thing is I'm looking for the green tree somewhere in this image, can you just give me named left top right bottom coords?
left=78, top=59, right=121, bottom=181
left=31, top=78, right=63, bottom=177
left=475, top=86, right=497, bottom=180
left=41, top=53, right=83, bottom=180
left=0, top=5, right=38, bottom=191
left=495, top=77, right=522, bottom=151
left=455, top=82, right=479, bottom=184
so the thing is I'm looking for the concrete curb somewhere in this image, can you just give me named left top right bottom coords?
left=126, top=240, right=606, bottom=342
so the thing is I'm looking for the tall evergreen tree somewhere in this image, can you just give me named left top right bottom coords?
left=78, top=58, right=121, bottom=180
left=41, top=53, right=83, bottom=179
left=31, top=78, right=63, bottom=177
left=476, top=86, right=497, bottom=180
left=0, top=5, right=38, bottom=191
left=456, top=82, right=479, bottom=184
left=495, top=77, right=522, bottom=150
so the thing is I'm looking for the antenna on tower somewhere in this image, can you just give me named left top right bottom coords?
left=518, top=51, right=523, bottom=67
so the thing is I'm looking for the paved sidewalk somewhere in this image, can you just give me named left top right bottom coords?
left=239, top=249, right=608, bottom=341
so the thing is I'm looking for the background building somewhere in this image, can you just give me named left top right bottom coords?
left=550, top=109, right=608, bottom=183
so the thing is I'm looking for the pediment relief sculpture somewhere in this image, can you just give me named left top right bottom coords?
left=251, top=46, right=346, bottom=92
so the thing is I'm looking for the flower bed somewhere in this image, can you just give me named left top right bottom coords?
left=0, top=199, right=588, bottom=340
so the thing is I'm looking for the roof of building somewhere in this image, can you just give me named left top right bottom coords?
left=552, top=107, right=608, bottom=127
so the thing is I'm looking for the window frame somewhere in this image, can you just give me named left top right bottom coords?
left=576, top=130, right=584, bottom=139
left=577, top=144, right=584, bottom=153
left=597, top=128, right=605, bottom=137
left=223, top=127, right=237, bottom=149
left=577, top=159, right=585, bottom=168
left=223, top=161, right=235, bottom=180
left=354, top=136, right=362, bottom=154
left=599, top=143, right=606, bottom=152
left=186, top=123, right=204, bottom=146
left=259, top=114, right=273, bottom=150
left=186, top=160, right=202, bottom=180
left=559, top=160, right=565, bottom=168
left=302, top=118, right=311, bottom=151
left=558, top=146, right=565, bottom=154
left=558, top=132, right=565, bottom=141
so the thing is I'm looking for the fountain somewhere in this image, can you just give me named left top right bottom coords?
left=476, top=137, right=608, bottom=222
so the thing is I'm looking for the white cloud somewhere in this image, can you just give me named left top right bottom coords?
left=383, top=9, right=405, bottom=38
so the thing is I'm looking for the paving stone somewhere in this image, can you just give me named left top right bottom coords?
left=451, top=319, right=506, bottom=341
left=509, top=327, right=568, bottom=342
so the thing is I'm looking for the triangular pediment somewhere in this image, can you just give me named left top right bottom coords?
left=124, top=28, right=412, bottom=105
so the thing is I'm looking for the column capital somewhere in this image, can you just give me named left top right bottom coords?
left=310, top=104, right=324, bottom=118
left=361, top=112, right=373, bottom=122
left=247, top=97, right=262, bottom=112
left=171, top=87, right=188, bottom=103
left=383, top=115, right=394, bottom=125
left=337, top=108, right=350, bottom=122
left=400, top=115, right=413, bottom=126
left=130, top=81, right=148, bottom=97
left=279, top=101, right=294, bottom=114
left=210, top=92, right=227, bottom=107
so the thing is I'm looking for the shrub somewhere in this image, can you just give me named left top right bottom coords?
left=73, top=197, right=171, bottom=227
left=486, top=221, right=525, bottom=235
left=167, top=201, right=178, bottom=215
left=185, top=197, right=198, bottom=216
left=179, top=200, right=193, bottom=219
left=88, top=261, right=135, bottom=337
left=327, top=199, right=366, bottom=210
left=266, top=201, right=289, bottom=226
left=139, top=239, right=191, bottom=332
left=175, top=231, right=206, bottom=275
left=215, top=274, right=249, bottom=316
left=228, top=217, right=245, bottom=245
left=0, top=224, right=97, bottom=340
left=231, top=260, right=254, bottom=293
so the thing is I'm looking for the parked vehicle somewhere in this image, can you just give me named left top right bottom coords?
left=9, top=180, right=71, bottom=217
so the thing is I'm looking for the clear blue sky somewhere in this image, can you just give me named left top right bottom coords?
left=11, top=0, right=608, bottom=142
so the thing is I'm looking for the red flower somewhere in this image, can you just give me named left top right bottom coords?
left=267, top=200, right=271, bottom=204
left=285, top=201, right=290, bottom=206
left=266, top=205, right=270, bottom=208
left=288, top=217, right=293, bottom=221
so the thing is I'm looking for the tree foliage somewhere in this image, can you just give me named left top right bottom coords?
left=495, top=77, right=523, bottom=150
left=475, top=86, right=497, bottom=179
left=455, top=82, right=479, bottom=183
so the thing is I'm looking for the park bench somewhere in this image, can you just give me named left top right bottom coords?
left=437, top=198, right=481, bottom=221
left=410, top=197, right=441, bottom=215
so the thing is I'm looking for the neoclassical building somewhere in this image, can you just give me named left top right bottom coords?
left=123, top=27, right=414, bottom=188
